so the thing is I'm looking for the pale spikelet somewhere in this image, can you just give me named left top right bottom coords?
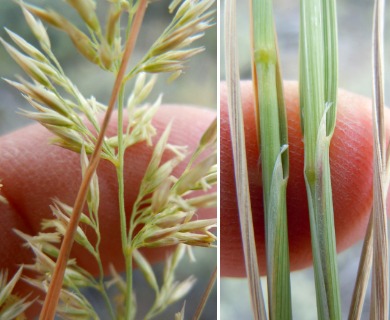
left=124, top=75, right=160, bottom=144
left=63, top=22, right=99, bottom=64
left=19, top=108, right=74, bottom=128
left=51, top=199, right=94, bottom=229
left=139, top=219, right=216, bottom=248
left=105, top=5, right=122, bottom=45
left=5, top=79, right=68, bottom=116
left=194, top=171, right=216, bottom=191
left=65, top=0, right=100, bottom=33
left=5, top=28, right=47, bottom=61
left=25, top=277, right=98, bottom=320
left=44, top=202, right=95, bottom=256
left=107, top=101, right=159, bottom=150
left=133, top=250, right=159, bottom=292
left=0, top=267, right=23, bottom=305
left=173, top=231, right=216, bottom=247
left=159, top=47, right=205, bottom=62
left=169, top=196, right=195, bottom=212
left=142, top=123, right=173, bottom=180
left=25, top=4, right=99, bottom=64
left=14, top=229, right=61, bottom=258
left=199, top=118, right=217, bottom=148
left=1, top=39, right=50, bottom=86
left=0, top=268, right=33, bottom=320
left=175, top=152, right=217, bottom=195
left=151, top=179, right=173, bottom=214
left=145, top=224, right=181, bottom=242
left=98, top=39, right=114, bottom=70
left=56, top=289, right=99, bottom=320
left=46, top=125, right=89, bottom=152
left=21, top=6, right=51, bottom=49
left=144, top=158, right=182, bottom=195
left=87, top=96, right=107, bottom=113
left=157, top=0, right=213, bottom=54
left=167, top=70, right=183, bottom=82
left=130, top=73, right=158, bottom=106
left=169, top=0, right=183, bottom=13
left=23, top=241, right=95, bottom=289
left=186, top=193, right=217, bottom=208
left=142, top=48, right=204, bottom=74
left=142, top=60, right=184, bottom=74
left=0, top=196, right=7, bottom=205
left=167, top=276, right=197, bottom=305
left=136, top=0, right=214, bottom=76
left=144, top=245, right=195, bottom=319
left=178, top=218, right=217, bottom=233
left=6, top=78, right=115, bottom=156
left=129, top=98, right=160, bottom=145
left=175, top=302, right=186, bottom=320
left=155, top=212, right=188, bottom=228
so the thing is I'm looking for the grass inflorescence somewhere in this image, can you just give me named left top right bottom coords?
left=0, top=0, right=216, bottom=319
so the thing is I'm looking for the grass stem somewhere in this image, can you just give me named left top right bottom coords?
left=370, top=0, right=388, bottom=318
left=192, top=266, right=217, bottom=320
left=299, top=0, right=341, bottom=318
left=251, top=0, right=292, bottom=318
left=225, top=0, right=267, bottom=318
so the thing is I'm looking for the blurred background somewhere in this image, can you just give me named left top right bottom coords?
left=0, top=0, right=216, bottom=319
left=221, top=1, right=390, bottom=319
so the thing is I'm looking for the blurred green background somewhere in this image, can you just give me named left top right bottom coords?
left=0, top=1, right=216, bottom=319
left=221, top=1, right=390, bottom=319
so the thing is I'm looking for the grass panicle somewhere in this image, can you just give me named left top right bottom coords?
left=225, top=0, right=267, bottom=319
left=1, top=0, right=216, bottom=318
left=0, top=267, right=34, bottom=320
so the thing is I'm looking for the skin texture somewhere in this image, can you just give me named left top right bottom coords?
left=0, top=105, right=216, bottom=314
left=221, top=80, right=390, bottom=277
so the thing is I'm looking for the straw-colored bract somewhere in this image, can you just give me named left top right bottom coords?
left=224, top=0, right=267, bottom=318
